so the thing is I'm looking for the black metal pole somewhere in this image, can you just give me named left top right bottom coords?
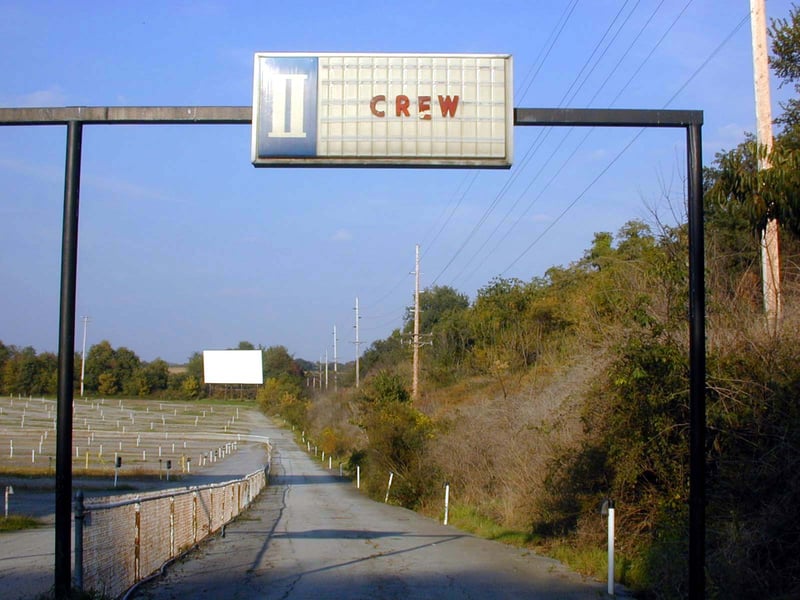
left=687, top=122, right=706, bottom=599
left=55, top=120, right=82, bottom=599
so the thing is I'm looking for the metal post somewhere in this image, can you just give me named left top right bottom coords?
left=79, top=316, right=89, bottom=397
left=55, top=120, right=82, bottom=600
left=73, top=491, right=84, bottom=591
left=687, top=123, right=706, bottom=600
left=444, top=482, right=450, bottom=526
left=513, top=107, right=706, bottom=598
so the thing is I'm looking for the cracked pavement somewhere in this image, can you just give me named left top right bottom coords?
left=134, top=419, right=605, bottom=600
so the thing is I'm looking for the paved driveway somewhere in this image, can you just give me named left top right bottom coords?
left=134, top=422, right=605, bottom=600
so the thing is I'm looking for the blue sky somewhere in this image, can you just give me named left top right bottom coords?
left=0, top=0, right=795, bottom=364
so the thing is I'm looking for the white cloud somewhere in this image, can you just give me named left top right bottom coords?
left=0, top=157, right=61, bottom=182
left=83, top=172, right=176, bottom=203
left=589, top=148, right=608, bottom=161
left=9, top=85, right=67, bottom=107
left=0, top=156, right=178, bottom=204
left=331, top=229, right=353, bottom=242
left=706, top=122, right=750, bottom=154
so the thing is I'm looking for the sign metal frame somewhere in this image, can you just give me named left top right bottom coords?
left=0, top=104, right=706, bottom=600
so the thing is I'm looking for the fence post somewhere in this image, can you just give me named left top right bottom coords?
left=73, top=490, right=85, bottom=591
left=170, top=497, right=175, bottom=558
left=134, top=502, right=141, bottom=581
left=192, top=491, right=198, bottom=543
left=384, top=472, right=394, bottom=503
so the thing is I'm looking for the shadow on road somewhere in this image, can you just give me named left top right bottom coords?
left=270, top=474, right=342, bottom=486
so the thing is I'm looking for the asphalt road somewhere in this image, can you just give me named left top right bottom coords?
left=135, top=421, right=606, bottom=600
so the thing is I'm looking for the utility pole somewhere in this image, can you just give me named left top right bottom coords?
left=333, top=325, right=338, bottom=391
left=412, top=244, right=421, bottom=401
left=751, top=0, right=782, bottom=333
left=324, top=350, right=329, bottom=390
left=353, top=297, right=361, bottom=388
left=79, top=316, right=90, bottom=397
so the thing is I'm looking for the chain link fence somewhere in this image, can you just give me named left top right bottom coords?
left=74, top=464, right=269, bottom=599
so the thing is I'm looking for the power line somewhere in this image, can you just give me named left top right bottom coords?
left=420, top=171, right=480, bottom=259
left=433, top=1, right=640, bottom=286
left=516, top=0, right=582, bottom=103
left=452, top=1, right=671, bottom=286
left=419, top=1, right=580, bottom=270
left=497, top=9, right=749, bottom=276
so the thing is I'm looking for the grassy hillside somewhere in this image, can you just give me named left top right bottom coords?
left=259, top=208, right=800, bottom=599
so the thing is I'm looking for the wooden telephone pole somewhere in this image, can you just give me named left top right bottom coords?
left=751, top=0, right=782, bottom=333
left=412, top=244, right=421, bottom=401
left=354, top=297, right=361, bottom=388
left=409, top=244, right=433, bottom=401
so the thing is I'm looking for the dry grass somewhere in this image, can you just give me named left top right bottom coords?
left=424, top=351, right=606, bottom=529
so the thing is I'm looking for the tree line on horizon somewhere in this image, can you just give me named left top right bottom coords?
left=0, top=339, right=312, bottom=400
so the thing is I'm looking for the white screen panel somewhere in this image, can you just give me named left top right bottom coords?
left=203, top=350, right=264, bottom=384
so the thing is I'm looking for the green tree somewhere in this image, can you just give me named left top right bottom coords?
left=34, top=352, right=58, bottom=395
left=403, top=285, right=469, bottom=334
left=84, top=341, right=115, bottom=392
left=355, top=374, right=436, bottom=509
left=130, top=359, right=170, bottom=396
left=114, top=346, right=141, bottom=392
left=181, top=375, right=200, bottom=399
left=1, top=346, right=38, bottom=395
left=359, top=370, right=410, bottom=404
left=97, top=372, right=119, bottom=396
left=185, top=352, right=204, bottom=382
left=771, top=3, right=800, bottom=147
left=427, top=306, right=474, bottom=382
left=360, top=329, right=406, bottom=375
left=262, top=345, right=302, bottom=379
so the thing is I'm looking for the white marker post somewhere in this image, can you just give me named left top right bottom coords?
left=357, top=465, right=360, bottom=489
left=444, top=482, right=450, bottom=525
left=384, top=472, right=394, bottom=503
left=4, top=485, right=13, bottom=517
left=602, top=499, right=616, bottom=596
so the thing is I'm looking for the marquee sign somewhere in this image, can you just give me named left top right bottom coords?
left=251, top=53, right=513, bottom=167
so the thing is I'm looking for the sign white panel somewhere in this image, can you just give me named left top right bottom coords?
left=203, top=350, right=264, bottom=384
left=252, top=53, right=513, bottom=167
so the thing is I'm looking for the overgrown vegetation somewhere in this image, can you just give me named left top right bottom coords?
left=0, top=514, right=41, bottom=532
left=263, top=6, right=800, bottom=599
